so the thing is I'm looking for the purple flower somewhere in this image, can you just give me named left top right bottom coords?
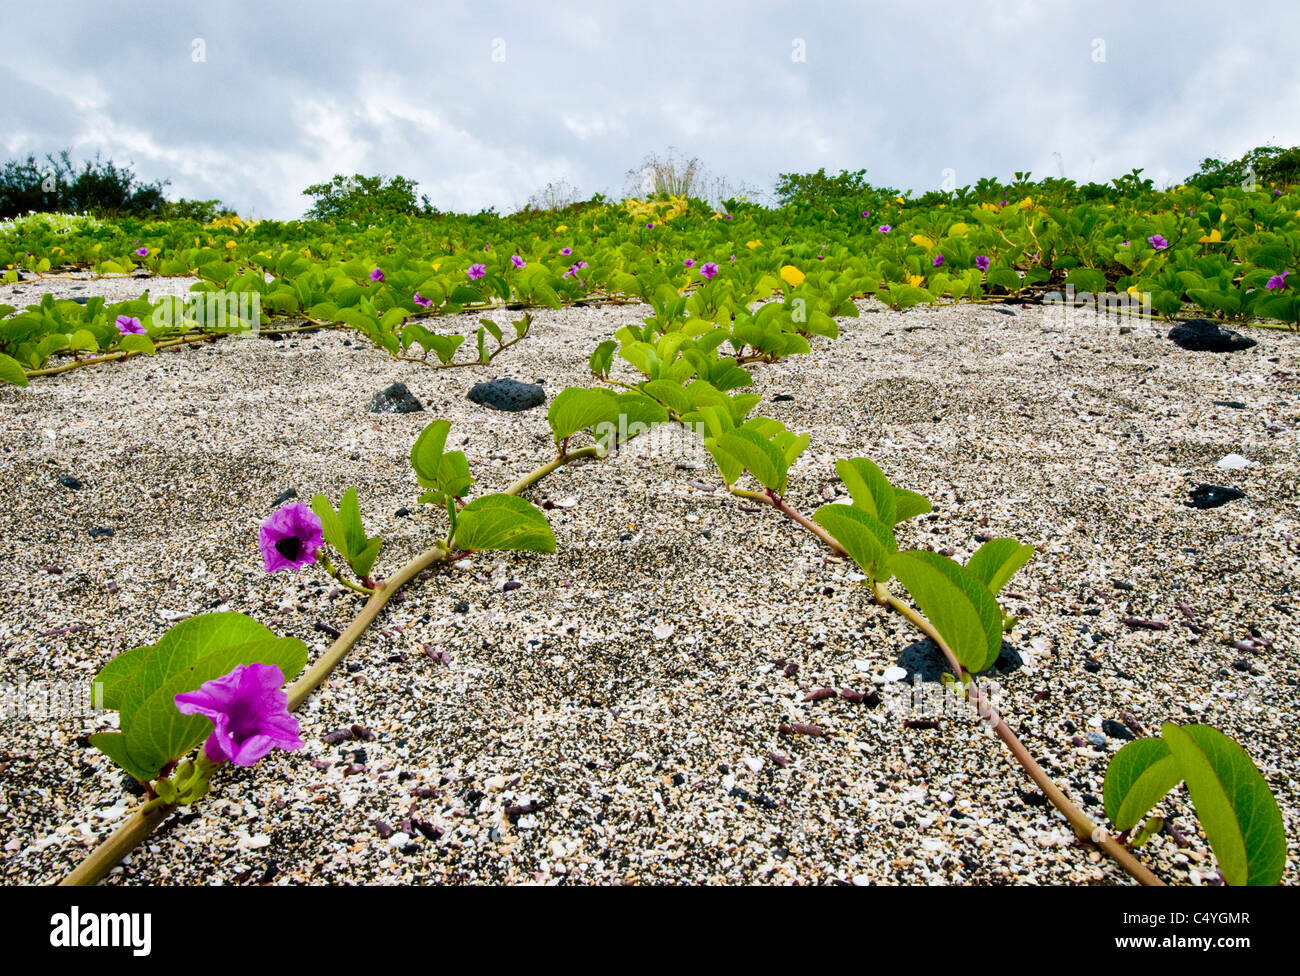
left=1266, top=270, right=1290, bottom=291
left=932, top=254, right=945, bottom=267
left=683, top=258, right=695, bottom=268
left=1275, top=189, right=1283, bottom=196
left=258, top=503, right=322, bottom=573
left=369, top=267, right=385, bottom=282
left=878, top=224, right=891, bottom=233
left=975, top=255, right=990, bottom=272
left=413, top=292, right=432, bottom=308
left=861, top=211, right=871, bottom=218
left=1148, top=235, right=1168, bottom=250
left=135, top=247, right=149, bottom=258
left=174, top=663, right=304, bottom=767
left=115, top=315, right=145, bottom=335
left=467, top=263, right=487, bottom=280
left=724, top=214, right=733, bottom=220
left=484, top=243, right=491, bottom=252
left=729, top=254, right=736, bottom=262
left=511, top=254, right=526, bottom=268
left=560, top=247, right=572, bottom=256
left=646, top=222, right=654, bottom=230
left=1120, top=241, right=1131, bottom=247
left=700, top=262, right=719, bottom=280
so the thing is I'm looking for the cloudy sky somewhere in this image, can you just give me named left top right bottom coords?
left=3, top=0, right=1298, bottom=219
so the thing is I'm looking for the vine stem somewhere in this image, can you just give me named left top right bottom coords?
left=24, top=333, right=220, bottom=378
left=59, top=447, right=597, bottom=885
left=505, top=445, right=601, bottom=496
left=735, top=484, right=1164, bottom=886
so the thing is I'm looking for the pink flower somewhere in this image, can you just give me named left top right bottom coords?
left=135, top=247, right=149, bottom=258
left=467, top=264, right=487, bottom=280
left=975, top=255, right=990, bottom=272
left=115, top=315, right=145, bottom=335
left=932, top=254, right=945, bottom=267
left=174, top=663, right=303, bottom=766
left=369, top=267, right=385, bottom=282
left=700, top=262, right=719, bottom=279
left=1148, top=235, right=1169, bottom=250
left=560, top=247, right=572, bottom=256
left=511, top=254, right=526, bottom=268
left=259, top=503, right=322, bottom=573
left=1266, top=270, right=1289, bottom=291
left=878, top=224, right=891, bottom=233
left=413, top=292, right=433, bottom=308
left=683, top=258, right=695, bottom=268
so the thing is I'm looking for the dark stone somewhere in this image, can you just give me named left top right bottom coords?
left=1168, top=319, right=1257, bottom=352
left=270, top=488, right=297, bottom=508
left=368, top=382, right=423, bottom=414
left=71, top=296, right=89, bottom=305
left=89, top=527, right=114, bottom=539
left=1213, top=400, right=1247, bottom=409
left=394, top=507, right=411, bottom=517
left=1187, top=484, right=1246, bottom=509
left=1102, top=719, right=1135, bottom=740
left=57, top=474, right=83, bottom=490
left=467, top=377, right=545, bottom=412
left=454, top=600, right=469, bottom=614
left=773, top=393, right=796, bottom=402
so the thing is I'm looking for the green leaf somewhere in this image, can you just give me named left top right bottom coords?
left=966, top=538, right=1034, bottom=596
left=452, top=493, right=556, bottom=553
left=336, top=487, right=368, bottom=557
left=91, top=643, right=155, bottom=710
left=589, top=339, right=616, bottom=377
left=0, top=352, right=29, bottom=387
left=714, top=427, right=789, bottom=492
left=118, top=612, right=277, bottom=728
left=893, top=488, right=932, bottom=523
left=351, top=536, right=383, bottom=578
left=310, top=493, right=348, bottom=558
left=1104, top=738, right=1183, bottom=831
left=812, top=504, right=898, bottom=579
left=119, top=333, right=155, bottom=355
left=547, top=387, right=621, bottom=445
left=641, top=378, right=693, bottom=416
left=68, top=328, right=99, bottom=353
left=887, top=551, right=1004, bottom=673
left=410, top=419, right=450, bottom=483
left=1160, top=723, right=1286, bottom=886
left=88, top=732, right=155, bottom=782
left=835, top=457, right=897, bottom=525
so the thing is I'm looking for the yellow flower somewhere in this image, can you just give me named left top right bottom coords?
left=224, top=240, right=237, bottom=249
left=911, top=234, right=934, bottom=249
left=432, top=263, right=441, bottom=271
left=746, top=240, right=761, bottom=249
left=555, top=225, right=567, bottom=233
left=779, top=265, right=805, bottom=287
left=906, top=273, right=925, bottom=287
left=1197, top=229, right=1223, bottom=243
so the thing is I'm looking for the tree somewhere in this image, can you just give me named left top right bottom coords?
left=301, top=173, right=438, bottom=221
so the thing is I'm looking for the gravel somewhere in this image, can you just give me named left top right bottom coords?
left=1, top=280, right=1297, bottom=886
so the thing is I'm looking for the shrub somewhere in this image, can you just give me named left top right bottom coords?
left=301, top=173, right=438, bottom=221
